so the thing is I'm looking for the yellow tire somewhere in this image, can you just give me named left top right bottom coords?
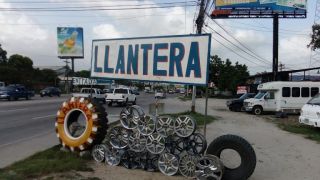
left=55, top=97, right=108, bottom=151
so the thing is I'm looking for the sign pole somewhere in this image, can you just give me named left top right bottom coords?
left=204, top=86, right=208, bottom=137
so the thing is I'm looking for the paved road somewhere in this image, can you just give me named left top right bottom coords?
left=0, top=93, right=177, bottom=168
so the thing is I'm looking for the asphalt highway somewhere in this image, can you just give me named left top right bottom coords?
left=0, top=93, right=175, bottom=168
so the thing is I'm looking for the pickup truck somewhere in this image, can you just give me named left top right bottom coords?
left=106, top=88, right=136, bottom=106
left=0, top=85, right=34, bottom=101
left=72, top=88, right=106, bottom=103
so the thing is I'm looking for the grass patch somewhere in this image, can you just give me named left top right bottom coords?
left=0, top=145, right=92, bottom=180
left=178, top=96, right=192, bottom=101
left=267, top=116, right=320, bottom=143
left=162, top=111, right=217, bottom=126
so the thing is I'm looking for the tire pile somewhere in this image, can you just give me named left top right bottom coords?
left=91, top=105, right=224, bottom=179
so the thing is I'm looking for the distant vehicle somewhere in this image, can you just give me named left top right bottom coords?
left=0, top=85, right=34, bottom=101
left=40, top=87, right=61, bottom=97
left=106, top=88, right=136, bottom=106
left=226, top=93, right=256, bottom=112
left=73, top=88, right=105, bottom=103
left=244, top=81, right=320, bottom=115
left=132, top=89, right=140, bottom=95
left=103, top=88, right=114, bottom=94
left=299, top=94, right=320, bottom=127
left=155, top=90, right=166, bottom=99
left=168, top=89, right=174, bottom=94
left=180, top=89, right=186, bottom=95
left=175, top=89, right=180, bottom=93
left=0, top=82, right=5, bottom=88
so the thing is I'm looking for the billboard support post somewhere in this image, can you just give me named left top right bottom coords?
left=71, top=57, right=75, bottom=93
left=273, top=14, right=279, bottom=81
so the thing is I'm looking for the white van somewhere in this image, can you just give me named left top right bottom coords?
left=244, top=81, right=320, bottom=115
left=299, top=94, right=320, bottom=127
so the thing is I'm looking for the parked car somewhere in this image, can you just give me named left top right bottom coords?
left=106, top=88, right=136, bottom=106
left=168, top=89, right=174, bottom=94
left=73, top=88, right=106, bottom=103
left=0, top=81, right=5, bottom=88
left=40, top=87, right=61, bottom=97
left=226, top=93, right=256, bottom=112
left=155, top=90, right=166, bottom=99
left=132, top=89, right=140, bottom=95
left=0, top=85, right=34, bottom=101
left=299, top=93, right=320, bottom=127
left=103, top=88, right=114, bottom=94
left=180, top=89, right=186, bottom=95
left=244, top=81, right=320, bottom=115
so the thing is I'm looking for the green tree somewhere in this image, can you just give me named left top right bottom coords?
left=209, top=55, right=249, bottom=92
left=8, top=54, right=33, bottom=70
left=0, top=44, right=7, bottom=64
left=308, top=24, right=320, bottom=50
left=74, top=70, right=90, bottom=78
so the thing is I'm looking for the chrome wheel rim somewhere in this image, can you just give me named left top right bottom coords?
left=92, top=144, right=107, bottom=163
left=120, top=106, right=144, bottom=129
left=179, top=154, right=198, bottom=177
left=146, top=133, right=165, bottom=154
left=138, top=115, right=156, bottom=136
left=158, top=153, right=179, bottom=176
left=156, top=116, right=175, bottom=137
left=105, top=146, right=122, bottom=166
left=128, top=131, right=147, bottom=152
left=110, top=127, right=130, bottom=149
left=195, top=155, right=224, bottom=180
left=174, top=116, right=196, bottom=137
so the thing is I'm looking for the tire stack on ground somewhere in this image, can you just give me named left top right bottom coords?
left=90, top=105, right=257, bottom=180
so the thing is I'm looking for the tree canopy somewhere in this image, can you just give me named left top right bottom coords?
left=0, top=44, right=7, bottom=64
left=209, top=55, right=249, bottom=92
left=308, top=24, right=320, bottom=51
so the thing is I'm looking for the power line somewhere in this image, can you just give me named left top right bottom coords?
left=206, top=24, right=271, bottom=66
left=203, top=28, right=270, bottom=69
left=208, top=18, right=272, bottom=64
left=0, top=4, right=197, bottom=12
left=0, top=1, right=197, bottom=9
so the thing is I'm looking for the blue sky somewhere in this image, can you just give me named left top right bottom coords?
left=0, top=0, right=317, bottom=75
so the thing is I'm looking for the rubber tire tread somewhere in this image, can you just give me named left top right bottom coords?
left=206, top=134, right=256, bottom=180
left=90, top=98, right=108, bottom=148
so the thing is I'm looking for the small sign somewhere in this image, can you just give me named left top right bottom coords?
left=237, top=86, right=248, bottom=94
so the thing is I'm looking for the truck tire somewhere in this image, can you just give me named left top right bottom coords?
left=206, top=135, right=256, bottom=180
left=55, top=97, right=108, bottom=152
left=252, top=106, right=263, bottom=115
left=133, top=98, right=136, bottom=105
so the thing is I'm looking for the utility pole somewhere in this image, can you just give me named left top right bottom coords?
left=64, top=60, right=70, bottom=94
left=71, top=57, right=75, bottom=93
left=273, top=14, right=279, bottom=81
left=279, top=63, right=285, bottom=72
left=192, top=0, right=206, bottom=112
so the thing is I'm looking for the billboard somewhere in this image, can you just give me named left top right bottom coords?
left=90, top=34, right=211, bottom=86
left=57, top=27, right=84, bottom=58
left=212, top=0, right=307, bottom=18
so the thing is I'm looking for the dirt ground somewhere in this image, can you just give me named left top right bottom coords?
left=74, top=97, right=320, bottom=180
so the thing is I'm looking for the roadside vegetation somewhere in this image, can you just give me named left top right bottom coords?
left=268, top=116, right=320, bottom=143
left=178, top=95, right=192, bottom=101
left=0, top=145, right=94, bottom=180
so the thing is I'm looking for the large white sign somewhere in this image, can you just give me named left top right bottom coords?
left=90, top=34, right=211, bottom=85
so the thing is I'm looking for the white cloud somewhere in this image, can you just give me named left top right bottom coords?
left=92, top=24, right=122, bottom=39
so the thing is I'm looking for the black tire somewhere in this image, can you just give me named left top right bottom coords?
left=8, top=96, right=14, bottom=101
left=57, top=93, right=61, bottom=97
left=108, top=102, right=112, bottom=106
left=206, top=135, right=256, bottom=180
left=234, top=105, right=242, bottom=112
left=133, top=98, right=136, bottom=105
left=252, top=106, right=263, bottom=115
left=26, top=95, right=30, bottom=100
left=229, top=106, right=234, bottom=111
left=40, top=94, right=44, bottom=97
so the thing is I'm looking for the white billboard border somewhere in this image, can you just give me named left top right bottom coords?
left=90, top=34, right=212, bottom=86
